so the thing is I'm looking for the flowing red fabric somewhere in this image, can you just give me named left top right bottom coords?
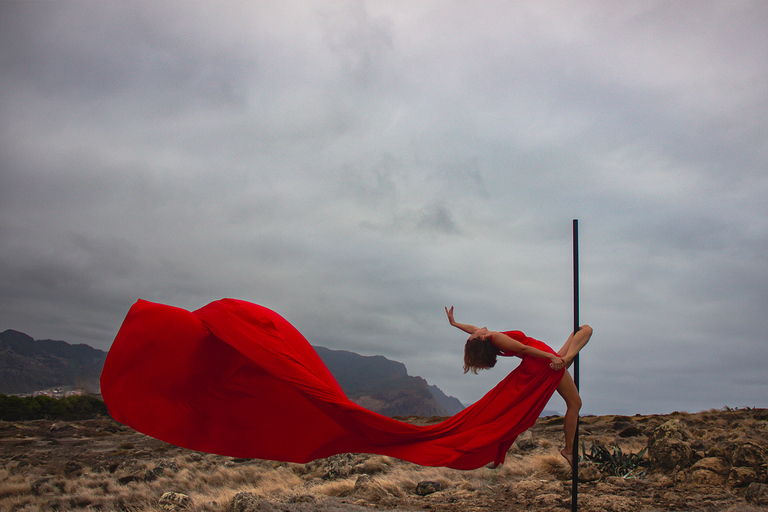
left=100, top=298, right=564, bottom=470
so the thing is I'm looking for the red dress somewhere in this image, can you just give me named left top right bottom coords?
left=100, top=298, right=564, bottom=470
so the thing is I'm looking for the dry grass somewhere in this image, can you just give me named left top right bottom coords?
left=0, top=434, right=586, bottom=512
left=1, top=450, right=573, bottom=511
left=3, top=410, right=766, bottom=512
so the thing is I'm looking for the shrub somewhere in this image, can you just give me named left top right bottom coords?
left=0, top=394, right=109, bottom=421
left=582, top=439, right=648, bottom=478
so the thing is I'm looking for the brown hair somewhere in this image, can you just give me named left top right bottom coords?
left=463, top=336, right=499, bottom=374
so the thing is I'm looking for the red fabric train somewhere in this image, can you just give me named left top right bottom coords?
left=100, top=298, right=564, bottom=470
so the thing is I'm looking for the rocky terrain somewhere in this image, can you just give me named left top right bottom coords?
left=1, top=408, right=767, bottom=512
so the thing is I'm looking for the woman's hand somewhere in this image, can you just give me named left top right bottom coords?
left=549, top=356, right=566, bottom=371
left=445, top=307, right=481, bottom=335
left=445, top=306, right=456, bottom=326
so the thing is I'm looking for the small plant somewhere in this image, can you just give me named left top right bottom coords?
left=581, top=440, right=648, bottom=478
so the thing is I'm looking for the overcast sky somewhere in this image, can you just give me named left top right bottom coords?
left=2, top=1, right=767, bottom=415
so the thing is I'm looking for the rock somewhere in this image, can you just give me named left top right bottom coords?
left=415, top=481, right=441, bottom=496
left=691, top=457, right=730, bottom=475
left=649, top=438, right=693, bottom=470
left=158, top=492, right=192, bottom=511
left=690, top=458, right=730, bottom=487
left=319, top=453, right=354, bottom=479
left=156, top=459, right=180, bottom=472
left=746, top=482, right=768, bottom=506
left=228, top=492, right=275, bottom=512
left=733, top=442, right=766, bottom=467
left=533, top=493, right=561, bottom=507
left=516, top=438, right=538, bottom=452
left=649, top=419, right=692, bottom=443
left=578, top=461, right=602, bottom=482
left=690, top=467, right=726, bottom=486
left=729, top=466, right=758, bottom=487
left=648, top=419, right=694, bottom=470
left=618, top=425, right=644, bottom=438
left=707, top=441, right=737, bottom=460
left=285, top=493, right=316, bottom=504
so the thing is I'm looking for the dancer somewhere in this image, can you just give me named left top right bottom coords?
left=445, top=306, right=592, bottom=466
left=103, top=298, right=588, bottom=470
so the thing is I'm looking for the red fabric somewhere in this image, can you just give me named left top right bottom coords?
left=100, top=298, right=564, bottom=470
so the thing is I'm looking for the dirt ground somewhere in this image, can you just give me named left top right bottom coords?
left=1, top=409, right=766, bottom=511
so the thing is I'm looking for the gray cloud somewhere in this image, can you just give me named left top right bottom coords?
left=1, top=0, right=766, bottom=415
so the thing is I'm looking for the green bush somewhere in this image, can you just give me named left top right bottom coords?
left=0, top=394, right=109, bottom=421
left=582, top=439, right=648, bottom=478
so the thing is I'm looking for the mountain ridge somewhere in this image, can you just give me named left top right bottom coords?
left=0, top=330, right=106, bottom=394
left=0, top=329, right=464, bottom=417
left=313, top=346, right=465, bottom=416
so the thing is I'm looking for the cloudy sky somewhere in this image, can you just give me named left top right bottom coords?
left=2, top=1, right=767, bottom=415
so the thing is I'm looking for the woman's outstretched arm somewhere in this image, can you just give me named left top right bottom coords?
left=445, top=306, right=479, bottom=335
left=492, top=332, right=564, bottom=367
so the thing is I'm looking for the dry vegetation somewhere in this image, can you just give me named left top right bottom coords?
left=1, top=409, right=767, bottom=512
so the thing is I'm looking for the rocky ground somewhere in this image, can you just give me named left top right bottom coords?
left=1, top=409, right=767, bottom=512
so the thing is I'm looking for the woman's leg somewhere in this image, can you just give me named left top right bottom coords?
left=557, top=332, right=575, bottom=358
left=555, top=370, right=582, bottom=467
left=558, top=324, right=593, bottom=368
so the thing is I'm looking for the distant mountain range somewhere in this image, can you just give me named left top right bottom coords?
left=0, top=330, right=106, bottom=394
left=314, top=346, right=465, bottom=416
left=0, top=329, right=464, bottom=417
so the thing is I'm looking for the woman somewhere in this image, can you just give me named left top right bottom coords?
left=445, top=306, right=592, bottom=466
left=103, top=297, right=593, bottom=470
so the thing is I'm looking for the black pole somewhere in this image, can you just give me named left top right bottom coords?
left=571, top=219, right=580, bottom=512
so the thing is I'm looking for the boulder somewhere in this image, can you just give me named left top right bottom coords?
left=746, top=482, right=768, bottom=506
left=158, top=492, right=192, bottom=511
left=533, top=493, right=561, bottom=507
left=578, top=461, right=602, bottom=482
left=649, top=419, right=692, bottom=443
left=319, top=453, right=354, bottom=479
left=649, top=438, right=693, bottom=470
left=691, top=457, right=730, bottom=475
left=228, top=492, right=275, bottom=512
left=733, top=442, right=766, bottom=467
left=690, top=468, right=726, bottom=486
left=618, top=425, right=644, bottom=438
left=648, top=419, right=694, bottom=470
left=729, top=466, right=758, bottom=487
left=415, top=481, right=441, bottom=496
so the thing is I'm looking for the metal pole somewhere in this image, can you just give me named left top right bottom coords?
left=571, top=219, right=580, bottom=512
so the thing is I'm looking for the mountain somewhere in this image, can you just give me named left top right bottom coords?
left=427, top=384, right=465, bottom=415
left=313, top=346, right=464, bottom=417
left=0, top=330, right=107, bottom=394
left=0, top=329, right=464, bottom=418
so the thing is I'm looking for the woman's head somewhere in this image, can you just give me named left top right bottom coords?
left=463, top=328, right=498, bottom=374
